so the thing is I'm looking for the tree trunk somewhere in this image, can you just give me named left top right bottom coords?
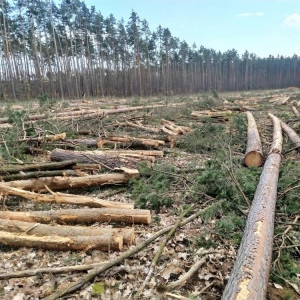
left=5, top=171, right=138, bottom=192
left=2, top=169, right=84, bottom=181
left=280, top=119, right=300, bottom=148
left=50, top=148, right=162, bottom=169
left=292, top=106, right=300, bottom=117
left=244, top=111, right=263, bottom=167
left=0, top=160, right=77, bottom=175
left=0, top=230, right=123, bottom=251
left=222, top=113, right=282, bottom=300
left=0, top=184, right=133, bottom=209
left=0, top=219, right=134, bottom=245
left=97, top=136, right=165, bottom=149
left=0, top=208, right=150, bottom=225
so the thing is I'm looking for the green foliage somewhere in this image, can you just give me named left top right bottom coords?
left=277, top=160, right=300, bottom=216
left=212, top=89, right=219, bottom=99
left=193, top=234, right=218, bottom=249
left=178, top=122, right=226, bottom=154
left=215, top=213, right=245, bottom=244
left=130, top=163, right=177, bottom=210
left=92, top=282, right=105, bottom=295
left=7, top=109, right=26, bottom=125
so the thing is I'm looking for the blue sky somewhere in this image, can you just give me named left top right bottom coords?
left=83, top=0, right=300, bottom=58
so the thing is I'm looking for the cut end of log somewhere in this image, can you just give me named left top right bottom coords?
left=244, top=151, right=263, bottom=167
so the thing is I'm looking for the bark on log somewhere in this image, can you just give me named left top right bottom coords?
left=0, top=219, right=134, bottom=245
left=0, top=208, right=150, bottom=225
left=4, top=171, right=138, bottom=192
left=0, top=230, right=123, bottom=251
left=244, top=112, right=263, bottom=167
left=292, top=106, right=300, bottom=117
left=222, top=113, right=282, bottom=300
left=191, top=110, right=233, bottom=117
left=0, top=160, right=77, bottom=175
left=50, top=148, right=162, bottom=169
left=280, top=119, right=300, bottom=149
left=97, top=136, right=165, bottom=149
left=0, top=183, right=134, bottom=209
left=2, top=169, right=85, bottom=181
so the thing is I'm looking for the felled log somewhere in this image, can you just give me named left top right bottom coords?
left=2, top=169, right=85, bottom=181
left=222, top=113, right=282, bottom=300
left=97, top=136, right=165, bottom=149
left=0, top=183, right=133, bottom=209
left=244, top=112, right=263, bottom=167
left=0, top=219, right=134, bottom=245
left=0, top=230, right=123, bottom=251
left=269, top=96, right=290, bottom=105
left=5, top=170, right=138, bottom=192
left=0, top=160, right=77, bottom=175
left=191, top=110, right=233, bottom=117
left=50, top=148, right=163, bottom=169
left=125, top=121, right=161, bottom=133
left=160, top=119, right=191, bottom=135
left=0, top=208, right=150, bottom=225
left=280, top=119, right=300, bottom=149
left=292, top=106, right=300, bottom=117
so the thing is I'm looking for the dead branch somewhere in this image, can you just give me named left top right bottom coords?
left=44, top=200, right=224, bottom=300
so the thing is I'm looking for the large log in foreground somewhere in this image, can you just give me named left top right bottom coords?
left=0, top=208, right=151, bottom=225
left=0, top=230, right=123, bottom=251
left=244, top=111, right=263, bottom=167
left=0, top=183, right=134, bottom=209
left=0, top=219, right=134, bottom=245
left=5, top=170, right=138, bottom=192
left=222, top=113, right=282, bottom=300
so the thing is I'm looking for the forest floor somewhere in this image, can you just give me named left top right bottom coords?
left=0, top=88, right=299, bottom=300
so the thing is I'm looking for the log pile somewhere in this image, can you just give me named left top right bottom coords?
left=0, top=161, right=152, bottom=251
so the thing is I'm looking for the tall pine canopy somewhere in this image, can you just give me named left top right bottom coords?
left=0, top=0, right=299, bottom=100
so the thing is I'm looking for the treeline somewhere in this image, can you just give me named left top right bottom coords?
left=0, top=0, right=299, bottom=101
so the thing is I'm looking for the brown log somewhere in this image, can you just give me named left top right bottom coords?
left=280, top=119, right=300, bottom=149
left=0, top=160, right=77, bottom=175
left=0, top=230, right=123, bottom=251
left=292, top=106, right=300, bottom=117
left=97, top=136, right=165, bottom=149
left=50, top=148, right=162, bottom=168
left=0, top=207, right=151, bottom=225
left=4, top=170, right=138, bottom=192
left=222, top=113, right=282, bottom=300
left=244, top=111, right=263, bottom=167
left=2, top=169, right=85, bottom=181
left=0, top=219, right=134, bottom=245
left=0, top=183, right=134, bottom=209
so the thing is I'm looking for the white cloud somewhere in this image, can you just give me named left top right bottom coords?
left=282, top=13, right=300, bottom=27
left=236, top=12, right=264, bottom=17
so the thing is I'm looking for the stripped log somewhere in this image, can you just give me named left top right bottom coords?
left=0, top=219, right=134, bottom=245
left=244, top=111, right=263, bottom=167
left=0, top=183, right=133, bottom=209
left=0, top=208, right=150, bottom=225
left=0, top=160, right=77, bottom=175
left=191, top=110, right=233, bottom=117
left=50, top=148, right=162, bottom=169
left=280, top=119, right=300, bottom=149
left=0, top=230, right=123, bottom=251
left=222, top=112, right=282, bottom=300
left=292, top=106, right=300, bottom=117
left=4, top=170, right=139, bottom=192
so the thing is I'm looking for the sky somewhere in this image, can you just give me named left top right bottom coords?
left=80, top=0, right=300, bottom=58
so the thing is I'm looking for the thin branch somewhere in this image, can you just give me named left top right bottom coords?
left=44, top=200, right=223, bottom=300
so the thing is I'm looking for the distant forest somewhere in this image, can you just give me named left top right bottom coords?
left=0, top=0, right=299, bottom=100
